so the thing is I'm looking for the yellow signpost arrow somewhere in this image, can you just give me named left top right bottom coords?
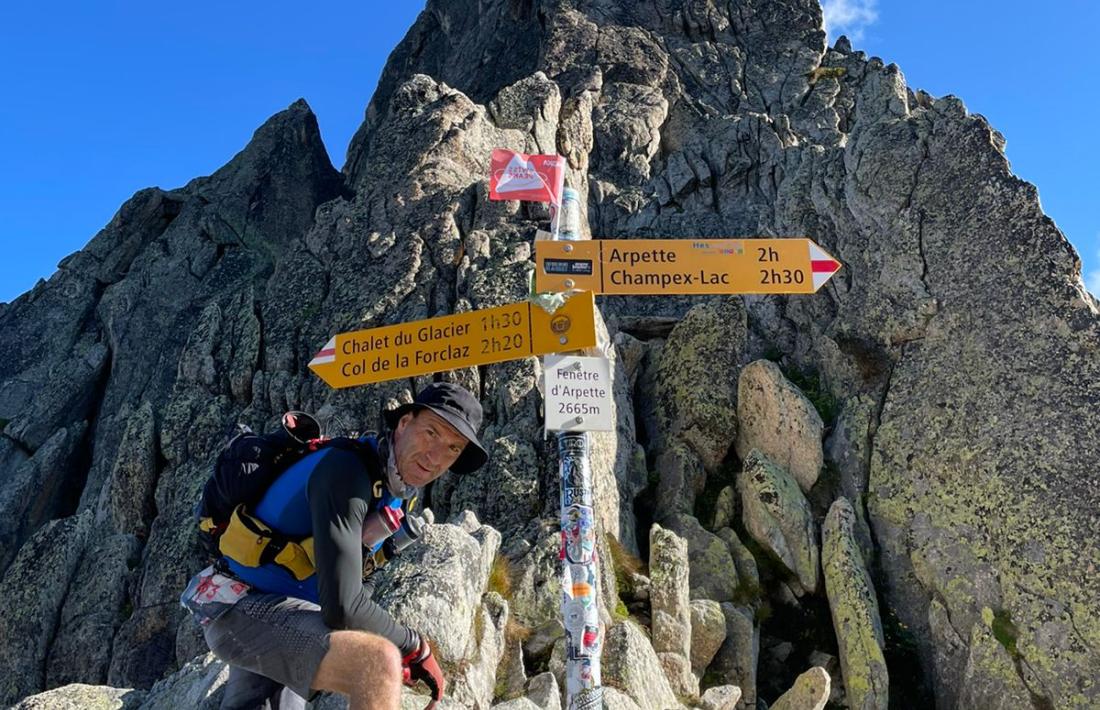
left=309, top=291, right=597, bottom=388
left=535, top=238, right=841, bottom=295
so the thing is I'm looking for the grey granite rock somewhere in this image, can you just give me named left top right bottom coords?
left=768, top=666, right=830, bottom=710
left=665, top=513, right=739, bottom=603
left=735, top=359, right=824, bottom=492
left=601, top=620, right=682, bottom=710
left=822, top=498, right=887, bottom=710
left=653, top=441, right=706, bottom=522
left=714, top=527, right=761, bottom=601
left=447, top=434, right=540, bottom=541
left=699, top=684, right=741, bottom=710
left=0, top=423, right=87, bottom=571
left=0, top=512, right=93, bottom=705
left=738, top=451, right=819, bottom=595
left=373, top=520, right=500, bottom=663
left=524, top=672, right=561, bottom=710
left=137, top=652, right=228, bottom=710
left=448, top=592, right=510, bottom=709
left=654, top=298, right=748, bottom=472
left=102, top=401, right=158, bottom=537
left=650, top=522, right=697, bottom=699
left=491, top=698, right=541, bottom=710
left=690, top=599, right=728, bottom=675
left=648, top=524, right=691, bottom=659
left=711, top=604, right=759, bottom=709
left=8, top=684, right=145, bottom=710
left=46, top=533, right=142, bottom=689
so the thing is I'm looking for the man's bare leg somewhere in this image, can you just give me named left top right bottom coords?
left=311, top=631, right=403, bottom=710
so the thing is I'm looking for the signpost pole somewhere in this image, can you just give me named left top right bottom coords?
left=552, top=186, right=604, bottom=710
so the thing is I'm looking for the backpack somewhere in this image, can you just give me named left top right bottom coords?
left=198, top=411, right=322, bottom=526
left=197, top=411, right=329, bottom=577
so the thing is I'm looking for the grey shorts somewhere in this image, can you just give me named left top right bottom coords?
left=203, top=593, right=332, bottom=700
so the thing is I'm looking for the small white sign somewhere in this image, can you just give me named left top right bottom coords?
left=544, top=354, right=614, bottom=433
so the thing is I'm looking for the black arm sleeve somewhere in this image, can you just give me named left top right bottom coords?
left=307, top=448, right=419, bottom=655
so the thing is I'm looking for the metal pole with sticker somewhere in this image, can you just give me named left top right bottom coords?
left=489, top=152, right=606, bottom=709
left=550, top=186, right=604, bottom=710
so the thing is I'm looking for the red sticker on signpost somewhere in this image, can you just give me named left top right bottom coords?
left=489, top=149, right=565, bottom=205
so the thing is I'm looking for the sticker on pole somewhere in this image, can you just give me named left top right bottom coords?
left=544, top=355, right=613, bottom=433
left=489, top=149, right=566, bottom=204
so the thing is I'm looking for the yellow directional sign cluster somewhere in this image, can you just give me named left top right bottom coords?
left=309, top=292, right=597, bottom=389
left=309, top=236, right=842, bottom=389
left=535, top=238, right=840, bottom=295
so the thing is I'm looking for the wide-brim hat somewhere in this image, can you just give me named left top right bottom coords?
left=383, top=382, right=488, bottom=475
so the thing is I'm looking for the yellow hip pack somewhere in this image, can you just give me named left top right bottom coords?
left=217, top=505, right=316, bottom=581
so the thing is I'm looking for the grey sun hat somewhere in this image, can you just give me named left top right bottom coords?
left=382, top=382, right=488, bottom=475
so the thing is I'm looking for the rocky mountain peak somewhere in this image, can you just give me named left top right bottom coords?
left=2, top=1, right=1098, bottom=708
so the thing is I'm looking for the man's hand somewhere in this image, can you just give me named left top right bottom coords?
left=402, top=636, right=445, bottom=708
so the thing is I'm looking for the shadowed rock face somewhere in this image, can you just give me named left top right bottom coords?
left=1, top=0, right=1097, bottom=706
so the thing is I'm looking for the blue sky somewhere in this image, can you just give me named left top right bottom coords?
left=1, top=1, right=1097, bottom=303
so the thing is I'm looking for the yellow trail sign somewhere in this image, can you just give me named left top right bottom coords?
left=309, top=292, right=597, bottom=389
left=535, top=238, right=841, bottom=295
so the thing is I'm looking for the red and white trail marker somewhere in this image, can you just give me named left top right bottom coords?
left=488, top=149, right=566, bottom=205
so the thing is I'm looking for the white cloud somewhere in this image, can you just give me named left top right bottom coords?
left=822, top=0, right=878, bottom=43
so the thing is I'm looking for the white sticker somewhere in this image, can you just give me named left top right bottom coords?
left=544, top=354, right=614, bottom=433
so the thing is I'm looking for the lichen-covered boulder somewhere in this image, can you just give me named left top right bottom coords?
left=649, top=524, right=691, bottom=658
left=447, top=592, right=509, bottom=710
left=699, top=684, right=741, bottom=710
left=711, top=604, right=759, bottom=709
left=373, top=519, right=501, bottom=663
left=690, top=599, right=728, bottom=675
left=654, top=298, right=747, bottom=471
left=665, top=513, right=740, bottom=602
left=714, top=527, right=760, bottom=600
left=956, top=614, right=1033, bottom=710
left=711, top=485, right=737, bottom=531
left=8, top=684, right=145, bottom=710
left=649, top=523, right=697, bottom=699
left=860, top=65, right=1100, bottom=705
left=523, top=672, right=561, bottom=710
left=735, top=359, right=824, bottom=492
left=824, top=395, right=875, bottom=505
left=601, top=620, right=682, bottom=710
left=137, top=652, right=228, bottom=710
left=602, top=686, right=644, bottom=710
left=653, top=442, right=706, bottom=522
left=738, top=451, right=819, bottom=595
left=822, top=499, right=888, bottom=710
left=768, top=666, right=831, bottom=710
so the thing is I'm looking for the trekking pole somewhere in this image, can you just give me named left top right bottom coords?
left=551, top=185, right=604, bottom=710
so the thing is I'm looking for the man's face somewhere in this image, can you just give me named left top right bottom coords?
left=392, top=409, right=469, bottom=487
